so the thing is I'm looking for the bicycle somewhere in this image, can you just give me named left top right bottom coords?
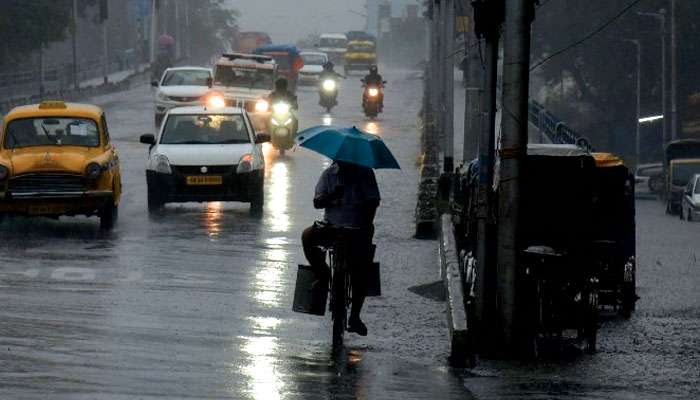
left=325, top=226, right=359, bottom=349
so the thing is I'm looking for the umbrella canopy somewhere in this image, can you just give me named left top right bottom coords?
left=296, top=126, right=400, bottom=169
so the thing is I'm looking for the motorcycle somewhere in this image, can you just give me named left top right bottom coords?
left=362, top=80, right=385, bottom=119
left=319, top=78, right=339, bottom=113
left=270, top=101, right=298, bottom=156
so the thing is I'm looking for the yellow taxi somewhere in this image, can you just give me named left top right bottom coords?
left=0, top=101, right=122, bottom=229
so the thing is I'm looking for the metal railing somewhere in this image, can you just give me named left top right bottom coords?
left=528, top=100, right=594, bottom=151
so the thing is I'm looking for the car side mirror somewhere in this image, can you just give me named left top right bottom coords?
left=151, top=80, right=159, bottom=88
left=140, top=134, right=156, bottom=145
left=255, top=133, right=271, bottom=144
left=206, top=77, right=213, bottom=88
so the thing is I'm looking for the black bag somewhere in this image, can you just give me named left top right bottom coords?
left=366, top=262, right=382, bottom=297
left=292, top=265, right=328, bottom=316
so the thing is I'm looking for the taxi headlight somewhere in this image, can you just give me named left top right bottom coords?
left=155, top=154, right=172, bottom=174
left=0, top=165, right=9, bottom=181
left=272, top=102, right=290, bottom=115
left=322, top=79, right=336, bottom=92
left=255, top=99, right=269, bottom=113
left=368, top=88, right=379, bottom=97
left=85, top=163, right=103, bottom=180
left=237, top=154, right=254, bottom=174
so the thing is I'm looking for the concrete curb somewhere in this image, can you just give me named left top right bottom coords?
left=439, top=213, right=472, bottom=367
left=415, top=113, right=441, bottom=239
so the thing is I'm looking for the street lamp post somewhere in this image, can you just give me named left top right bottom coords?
left=637, top=9, right=667, bottom=150
left=623, top=39, right=642, bottom=166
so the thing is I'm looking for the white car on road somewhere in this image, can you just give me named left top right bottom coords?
left=681, top=173, right=700, bottom=221
left=152, top=67, right=212, bottom=126
left=299, top=51, right=329, bottom=84
left=140, top=104, right=269, bottom=214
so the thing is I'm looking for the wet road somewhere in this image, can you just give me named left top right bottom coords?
left=2, top=72, right=700, bottom=399
left=0, top=71, right=470, bottom=399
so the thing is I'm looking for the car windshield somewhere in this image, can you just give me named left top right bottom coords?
left=302, top=54, right=327, bottom=65
left=695, top=178, right=700, bottom=194
left=320, top=38, right=347, bottom=48
left=637, top=166, right=662, bottom=177
left=214, top=66, right=273, bottom=90
left=160, top=114, right=250, bottom=145
left=348, top=43, right=375, bottom=52
left=162, top=70, right=210, bottom=86
left=672, top=162, right=700, bottom=186
left=5, top=117, right=100, bottom=149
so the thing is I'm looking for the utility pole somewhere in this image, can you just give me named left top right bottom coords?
left=463, top=10, right=482, bottom=163
left=150, top=0, right=158, bottom=64
left=624, top=39, right=642, bottom=166
left=100, top=0, right=109, bottom=84
left=472, top=0, right=502, bottom=356
left=498, top=0, right=533, bottom=354
left=71, top=0, right=79, bottom=90
left=670, top=0, right=678, bottom=140
left=443, top=0, right=455, bottom=173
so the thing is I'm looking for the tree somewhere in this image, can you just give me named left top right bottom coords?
left=0, top=0, right=74, bottom=66
left=187, top=0, right=239, bottom=63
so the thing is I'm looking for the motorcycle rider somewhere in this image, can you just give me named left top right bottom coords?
left=319, top=61, right=345, bottom=81
left=362, top=65, right=385, bottom=111
left=302, top=161, right=381, bottom=337
left=268, top=78, right=299, bottom=132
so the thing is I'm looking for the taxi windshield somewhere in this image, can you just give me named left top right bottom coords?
left=320, top=38, right=347, bottom=48
left=161, top=114, right=250, bottom=145
left=5, top=117, right=100, bottom=149
left=214, top=66, right=273, bottom=90
left=672, top=162, right=700, bottom=186
left=162, top=69, right=210, bottom=86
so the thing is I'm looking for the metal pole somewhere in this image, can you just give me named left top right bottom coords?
left=444, top=0, right=455, bottom=173
left=623, top=39, right=641, bottom=165
left=103, top=18, right=109, bottom=84
left=71, top=0, right=79, bottom=90
left=498, top=0, right=532, bottom=353
left=670, top=0, right=678, bottom=140
left=150, top=0, right=158, bottom=64
left=464, top=16, right=482, bottom=162
left=661, top=9, right=668, bottom=149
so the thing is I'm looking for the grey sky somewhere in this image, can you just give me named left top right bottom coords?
left=225, top=0, right=368, bottom=43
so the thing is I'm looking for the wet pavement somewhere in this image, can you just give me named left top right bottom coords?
left=1, top=70, right=700, bottom=399
left=0, top=70, right=470, bottom=399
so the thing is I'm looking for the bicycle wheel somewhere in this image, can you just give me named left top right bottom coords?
left=331, top=253, right=347, bottom=348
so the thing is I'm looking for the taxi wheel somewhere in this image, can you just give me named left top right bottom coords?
left=250, top=184, right=264, bottom=216
left=99, top=200, right=118, bottom=230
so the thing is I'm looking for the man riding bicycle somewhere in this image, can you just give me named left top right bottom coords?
left=302, top=160, right=381, bottom=336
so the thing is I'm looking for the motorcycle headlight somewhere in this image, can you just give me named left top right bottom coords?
left=206, top=94, right=226, bottom=109
left=368, top=88, right=379, bottom=97
left=154, top=154, right=172, bottom=174
left=236, top=154, right=254, bottom=174
left=273, top=102, right=290, bottom=115
left=322, top=79, right=336, bottom=91
left=0, top=165, right=9, bottom=181
left=85, top=162, right=103, bottom=180
left=255, top=99, right=269, bottom=113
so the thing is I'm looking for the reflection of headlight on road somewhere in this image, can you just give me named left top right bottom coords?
left=322, top=79, right=336, bottom=91
left=368, top=88, right=379, bottom=97
left=272, top=102, right=290, bottom=115
left=255, top=99, right=269, bottom=112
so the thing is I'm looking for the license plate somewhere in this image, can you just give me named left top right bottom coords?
left=186, top=175, right=223, bottom=185
left=29, top=204, right=68, bottom=215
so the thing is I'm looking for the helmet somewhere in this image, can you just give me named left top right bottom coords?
left=369, top=65, right=378, bottom=74
left=323, top=61, right=335, bottom=71
left=275, top=78, right=288, bottom=91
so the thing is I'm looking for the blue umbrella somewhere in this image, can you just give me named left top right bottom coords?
left=295, top=125, right=401, bottom=169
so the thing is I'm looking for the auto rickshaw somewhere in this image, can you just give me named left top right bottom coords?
left=591, top=153, right=637, bottom=317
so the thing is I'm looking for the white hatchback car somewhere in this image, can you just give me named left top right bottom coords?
left=140, top=105, right=269, bottom=214
left=152, top=67, right=212, bottom=126
left=299, top=51, right=329, bottom=84
left=681, top=173, right=700, bottom=221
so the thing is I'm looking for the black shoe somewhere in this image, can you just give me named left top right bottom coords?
left=348, top=317, right=368, bottom=336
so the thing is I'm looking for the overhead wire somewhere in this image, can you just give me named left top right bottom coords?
left=529, top=0, right=646, bottom=72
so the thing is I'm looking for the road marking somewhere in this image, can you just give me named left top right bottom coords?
left=50, top=267, right=96, bottom=282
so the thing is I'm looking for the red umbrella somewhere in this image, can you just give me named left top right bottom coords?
left=158, top=34, right=175, bottom=47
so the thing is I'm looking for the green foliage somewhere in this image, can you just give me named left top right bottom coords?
left=187, top=0, right=239, bottom=63
left=0, top=0, right=72, bottom=62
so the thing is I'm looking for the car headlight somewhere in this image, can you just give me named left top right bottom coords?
left=368, top=88, right=379, bottom=97
left=236, top=154, right=254, bottom=174
left=255, top=99, right=269, bottom=112
left=206, top=93, right=226, bottom=109
left=273, top=102, right=290, bottom=115
left=0, top=165, right=9, bottom=181
left=85, top=162, right=103, bottom=180
left=154, top=154, right=172, bottom=174
left=322, top=79, right=336, bottom=92
left=156, top=91, right=169, bottom=101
